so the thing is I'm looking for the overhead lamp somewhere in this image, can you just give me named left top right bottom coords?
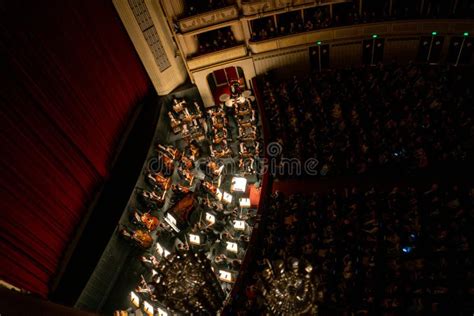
left=464, top=32, right=469, bottom=37
left=316, top=41, right=322, bottom=45
left=372, top=34, right=378, bottom=38
left=431, top=31, right=437, bottom=36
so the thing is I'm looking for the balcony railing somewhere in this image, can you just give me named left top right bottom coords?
left=248, top=19, right=474, bottom=54
left=178, top=5, right=239, bottom=33
left=186, top=44, right=248, bottom=70
left=241, top=0, right=351, bottom=16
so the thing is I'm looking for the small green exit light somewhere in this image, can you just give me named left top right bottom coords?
left=464, top=32, right=469, bottom=37
left=432, top=31, right=437, bottom=36
left=317, top=41, right=322, bottom=45
left=372, top=34, right=378, bottom=38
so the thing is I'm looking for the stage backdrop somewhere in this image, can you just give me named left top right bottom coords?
left=0, top=0, right=150, bottom=297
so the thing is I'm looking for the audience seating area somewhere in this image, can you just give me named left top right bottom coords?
left=183, top=0, right=233, bottom=17
left=261, top=63, right=473, bottom=177
left=231, top=184, right=473, bottom=315
left=247, top=0, right=472, bottom=42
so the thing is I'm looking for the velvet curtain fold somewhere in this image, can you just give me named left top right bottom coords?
left=0, top=0, right=150, bottom=297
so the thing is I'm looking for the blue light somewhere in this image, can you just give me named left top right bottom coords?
left=402, top=246, right=412, bottom=253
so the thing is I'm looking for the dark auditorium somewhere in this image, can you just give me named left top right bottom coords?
left=1, top=0, right=473, bottom=315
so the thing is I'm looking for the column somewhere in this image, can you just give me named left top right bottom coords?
left=183, top=34, right=199, bottom=56
left=231, top=22, right=245, bottom=42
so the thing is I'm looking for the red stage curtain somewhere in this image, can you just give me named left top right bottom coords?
left=0, top=0, right=150, bottom=297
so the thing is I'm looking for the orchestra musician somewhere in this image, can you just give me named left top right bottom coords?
left=172, top=184, right=191, bottom=194
left=119, top=226, right=154, bottom=249
left=206, top=159, right=224, bottom=178
left=168, top=112, right=181, bottom=133
left=212, top=128, right=228, bottom=144
left=238, top=125, right=257, bottom=141
left=211, top=143, right=232, bottom=158
left=131, top=209, right=160, bottom=231
left=181, top=154, right=194, bottom=170
left=189, top=142, right=200, bottom=160
left=137, top=188, right=165, bottom=209
left=202, top=180, right=217, bottom=195
left=157, top=144, right=181, bottom=160
left=148, top=171, right=171, bottom=191
left=178, top=167, right=194, bottom=185
left=172, top=98, right=185, bottom=113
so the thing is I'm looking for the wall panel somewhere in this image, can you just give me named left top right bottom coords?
left=331, top=42, right=362, bottom=68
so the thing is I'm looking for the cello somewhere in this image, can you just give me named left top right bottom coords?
left=132, top=210, right=160, bottom=231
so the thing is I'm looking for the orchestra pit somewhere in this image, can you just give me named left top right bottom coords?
left=0, top=0, right=473, bottom=315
